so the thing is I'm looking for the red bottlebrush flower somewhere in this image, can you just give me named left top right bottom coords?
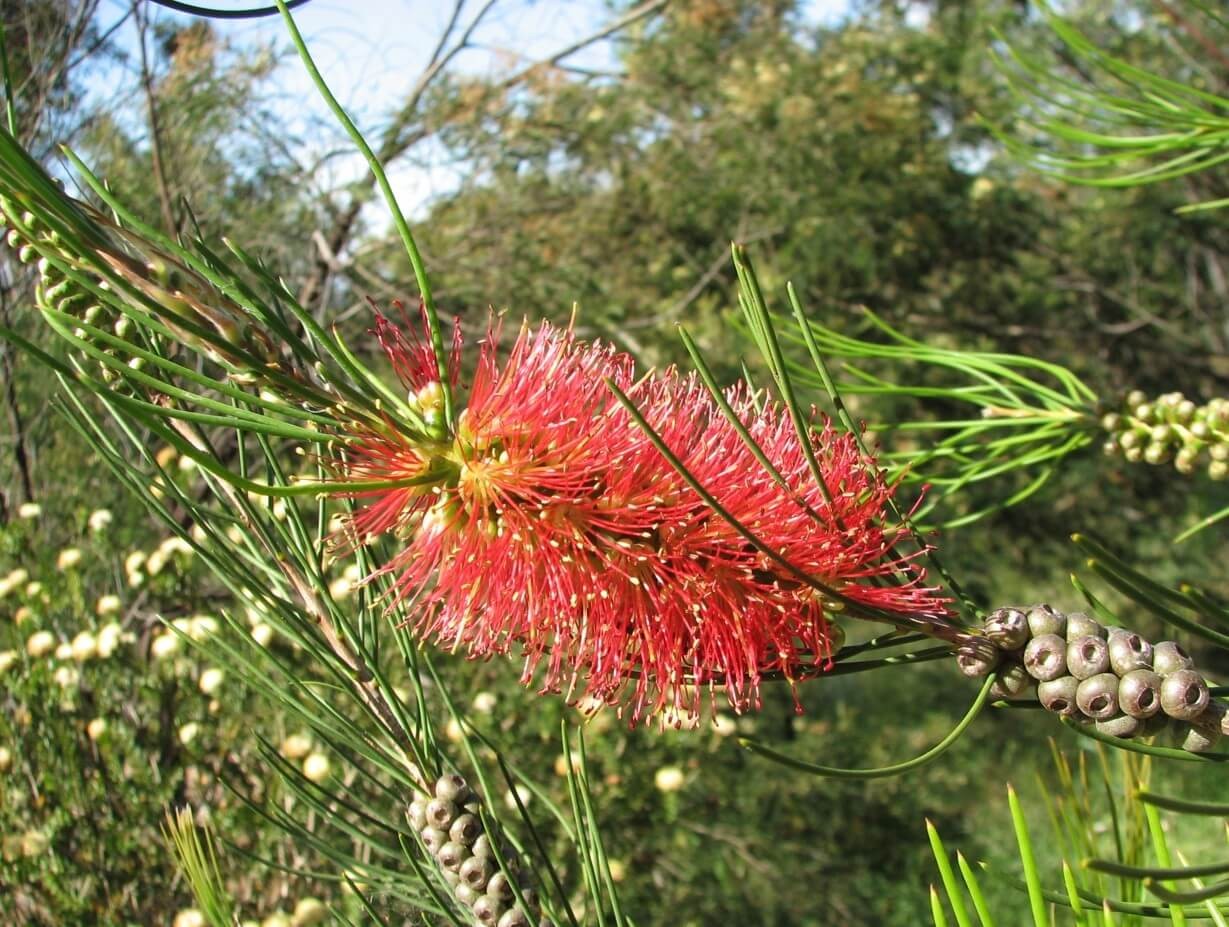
left=335, top=312, right=950, bottom=724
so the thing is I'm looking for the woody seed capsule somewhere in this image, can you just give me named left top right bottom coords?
left=426, top=798, right=458, bottom=828
left=956, top=640, right=1000, bottom=678
left=1139, top=713, right=1171, bottom=737
left=984, top=608, right=1030, bottom=650
left=1160, top=669, right=1209, bottom=721
left=436, top=773, right=473, bottom=805
left=1026, top=604, right=1066, bottom=638
left=455, top=882, right=479, bottom=907
left=408, top=799, right=427, bottom=831
left=1107, top=630, right=1153, bottom=676
left=486, top=870, right=515, bottom=902
left=420, top=826, right=447, bottom=854
left=1066, top=636, right=1111, bottom=680
left=1038, top=677, right=1080, bottom=717
left=1182, top=725, right=1220, bottom=754
left=1076, top=673, right=1120, bottom=721
left=472, top=895, right=503, bottom=924
left=460, top=856, right=496, bottom=890
left=1096, top=714, right=1141, bottom=739
left=437, top=841, right=467, bottom=871
left=1118, top=670, right=1163, bottom=719
left=1153, top=641, right=1194, bottom=676
left=472, top=833, right=494, bottom=858
left=1023, top=634, right=1067, bottom=681
left=989, top=662, right=1033, bottom=699
left=498, top=910, right=532, bottom=927
left=1065, top=613, right=1104, bottom=641
left=1190, top=701, right=1227, bottom=737
left=450, top=813, right=482, bottom=845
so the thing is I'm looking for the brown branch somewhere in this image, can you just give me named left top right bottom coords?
left=1152, top=0, right=1229, bottom=75
left=0, top=273, right=33, bottom=512
left=133, top=3, right=177, bottom=237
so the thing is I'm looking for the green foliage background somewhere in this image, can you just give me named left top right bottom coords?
left=1, top=1, right=1228, bottom=924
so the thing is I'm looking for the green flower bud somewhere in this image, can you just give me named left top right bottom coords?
left=1123, top=445, right=1143, bottom=462
left=1152, top=641, right=1194, bottom=676
left=1101, top=440, right=1119, bottom=456
left=1149, top=424, right=1171, bottom=443
left=1024, top=634, right=1067, bottom=681
left=1210, top=460, right=1228, bottom=481
left=1125, top=389, right=1147, bottom=408
left=1143, top=443, right=1169, bottom=465
left=1210, top=443, right=1229, bottom=462
left=1175, top=447, right=1199, bottom=474
left=1190, top=420, right=1210, bottom=440
left=1176, top=399, right=1197, bottom=422
left=1134, top=403, right=1154, bottom=422
left=1076, top=673, right=1120, bottom=721
left=1119, top=431, right=1140, bottom=450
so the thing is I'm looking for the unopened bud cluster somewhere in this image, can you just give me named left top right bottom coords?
left=1101, top=390, right=1229, bottom=480
left=0, top=195, right=277, bottom=381
left=2, top=202, right=106, bottom=322
left=409, top=773, right=552, bottom=927
left=958, top=606, right=1225, bottom=753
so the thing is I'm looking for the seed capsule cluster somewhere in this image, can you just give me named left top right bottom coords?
left=959, top=605, right=1226, bottom=753
left=1101, top=390, right=1229, bottom=481
left=410, top=774, right=551, bottom=927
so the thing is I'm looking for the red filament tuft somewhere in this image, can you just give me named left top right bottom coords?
left=334, top=313, right=949, bottom=723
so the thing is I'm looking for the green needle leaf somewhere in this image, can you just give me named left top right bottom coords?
left=927, top=820, right=973, bottom=927
left=739, top=674, right=993, bottom=779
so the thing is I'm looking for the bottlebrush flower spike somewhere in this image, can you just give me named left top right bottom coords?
left=334, top=311, right=952, bottom=724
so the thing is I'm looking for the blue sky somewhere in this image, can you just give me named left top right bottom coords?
left=91, top=0, right=857, bottom=215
